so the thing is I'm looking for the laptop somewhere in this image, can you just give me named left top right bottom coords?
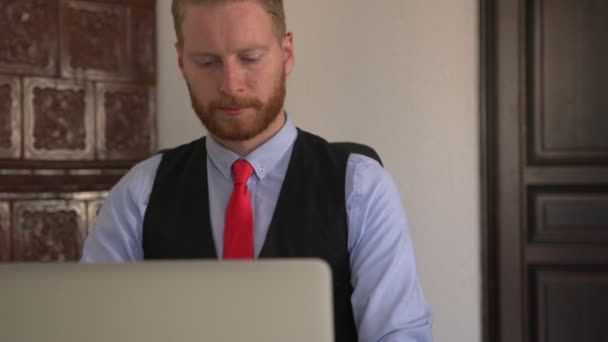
left=0, top=260, right=334, bottom=342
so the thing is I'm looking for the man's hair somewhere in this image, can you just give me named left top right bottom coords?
left=172, top=0, right=287, bottom=43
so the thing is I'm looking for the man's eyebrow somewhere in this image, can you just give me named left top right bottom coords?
left=188, top=52, right=218, bottom=59
left=188, top=46, right=270, bottom=58
left=236, top=46, right=270, bottom=54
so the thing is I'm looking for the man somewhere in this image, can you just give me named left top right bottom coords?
left=82, top=0, right=433, bottom=341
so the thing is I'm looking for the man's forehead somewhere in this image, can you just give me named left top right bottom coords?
left=181, top=1, right=272, bottom=29
left=182, top=3, right=273, bottom=37
left=180, top=2, right=277, bottom=53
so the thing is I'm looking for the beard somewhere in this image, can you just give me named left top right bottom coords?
left=187, top=72, right=286, bottom=142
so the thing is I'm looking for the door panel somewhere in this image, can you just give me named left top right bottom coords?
left=529, top=0, right=608, bottom=163
left=534, top=270, right=608, bottom=342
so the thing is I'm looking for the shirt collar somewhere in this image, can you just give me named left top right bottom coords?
left=206, top=113, right=298, bottom=181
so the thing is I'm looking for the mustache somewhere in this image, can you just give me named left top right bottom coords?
left=208, top=96, right=263, bottom=112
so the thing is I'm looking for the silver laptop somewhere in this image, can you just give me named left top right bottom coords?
left=0, top=260, right=334, bottom=342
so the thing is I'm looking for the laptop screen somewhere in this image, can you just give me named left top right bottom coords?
left=0, top=260, right=334, bottom=342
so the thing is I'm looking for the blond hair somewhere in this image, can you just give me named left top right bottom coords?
left=172, top=0, right=287, bottom=43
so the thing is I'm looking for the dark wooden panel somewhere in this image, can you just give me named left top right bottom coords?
left=527, top=246, right=608, bottom=265
left=541, top=196, right=608, bottom=228
left=526, top=167, right=608, bottom=185
left=493, top=0, right=526, bottom=340
left=480, top=0, right=499, bottom=339
left=0, top=160, right=143, bottom=169
left=528, top=187, right=608, bottom=243
left=0, top=202, right=10, bottom=261
left=0, top=74, right=21, bottom=159
left=0, top=175, right=123, bottom=193
left=0, top=0, right=58, bottom=76
left=528, top=0, right=608, bottom=164
left=534, top=269, right=608, bottom=342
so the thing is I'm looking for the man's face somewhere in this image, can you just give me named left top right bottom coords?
left=176, top=1, right=294, bottom=142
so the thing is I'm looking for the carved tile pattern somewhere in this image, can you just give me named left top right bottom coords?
left=13, top=201, right=86, bottom=262
left=0, top=75, right=21, bottom=158
left=62, top=1, right=127, bottom=79
left=105, top=89, right=152, bottom=155
left=131, top=7, right=156, bottom=83
left=0, top=202, right=10, bottom=261
left=21, top=210, right=79, bottom=261
left=32, top=88, right=86, bottom=150
left=97, top=83, right=155, bottom=160
left=0, top=0, right=57, bottom=75
left=24, top=78, right=94, bottom=160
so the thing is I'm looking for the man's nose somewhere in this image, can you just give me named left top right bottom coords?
left=218, top=61, right=245, bottom=97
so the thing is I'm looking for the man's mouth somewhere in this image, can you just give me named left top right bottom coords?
left=218, top=107, right=247, bottom=116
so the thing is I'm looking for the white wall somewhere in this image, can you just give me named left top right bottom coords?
left=157, top=1, right=480, bottom=341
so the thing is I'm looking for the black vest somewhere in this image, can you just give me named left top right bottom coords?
left=142, top=130, right=358, bottom=341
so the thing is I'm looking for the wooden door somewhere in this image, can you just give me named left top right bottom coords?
left=482, top=0, right=608, bottom=341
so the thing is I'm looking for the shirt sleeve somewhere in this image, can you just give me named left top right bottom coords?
left=80, top=154, right=162, bottom=262
left=346, top=154, right=433, bottom=342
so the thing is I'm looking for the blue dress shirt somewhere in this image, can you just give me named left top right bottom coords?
left=82, top=116, right=433, bottom=342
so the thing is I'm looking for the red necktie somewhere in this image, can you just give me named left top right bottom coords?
left=223, top=160, right=254, bottom=259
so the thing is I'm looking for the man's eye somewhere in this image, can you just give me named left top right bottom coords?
left=196, top=60, right=219, bottom=68
left=240, top=56, right=260, bottom=64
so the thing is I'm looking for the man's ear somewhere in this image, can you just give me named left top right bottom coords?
left=282, top=32, right=295, bottom=75
left=175, top=41, right=185, bottom=71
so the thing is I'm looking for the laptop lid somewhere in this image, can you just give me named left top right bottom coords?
left=0, top=260, right=334, bottom=342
